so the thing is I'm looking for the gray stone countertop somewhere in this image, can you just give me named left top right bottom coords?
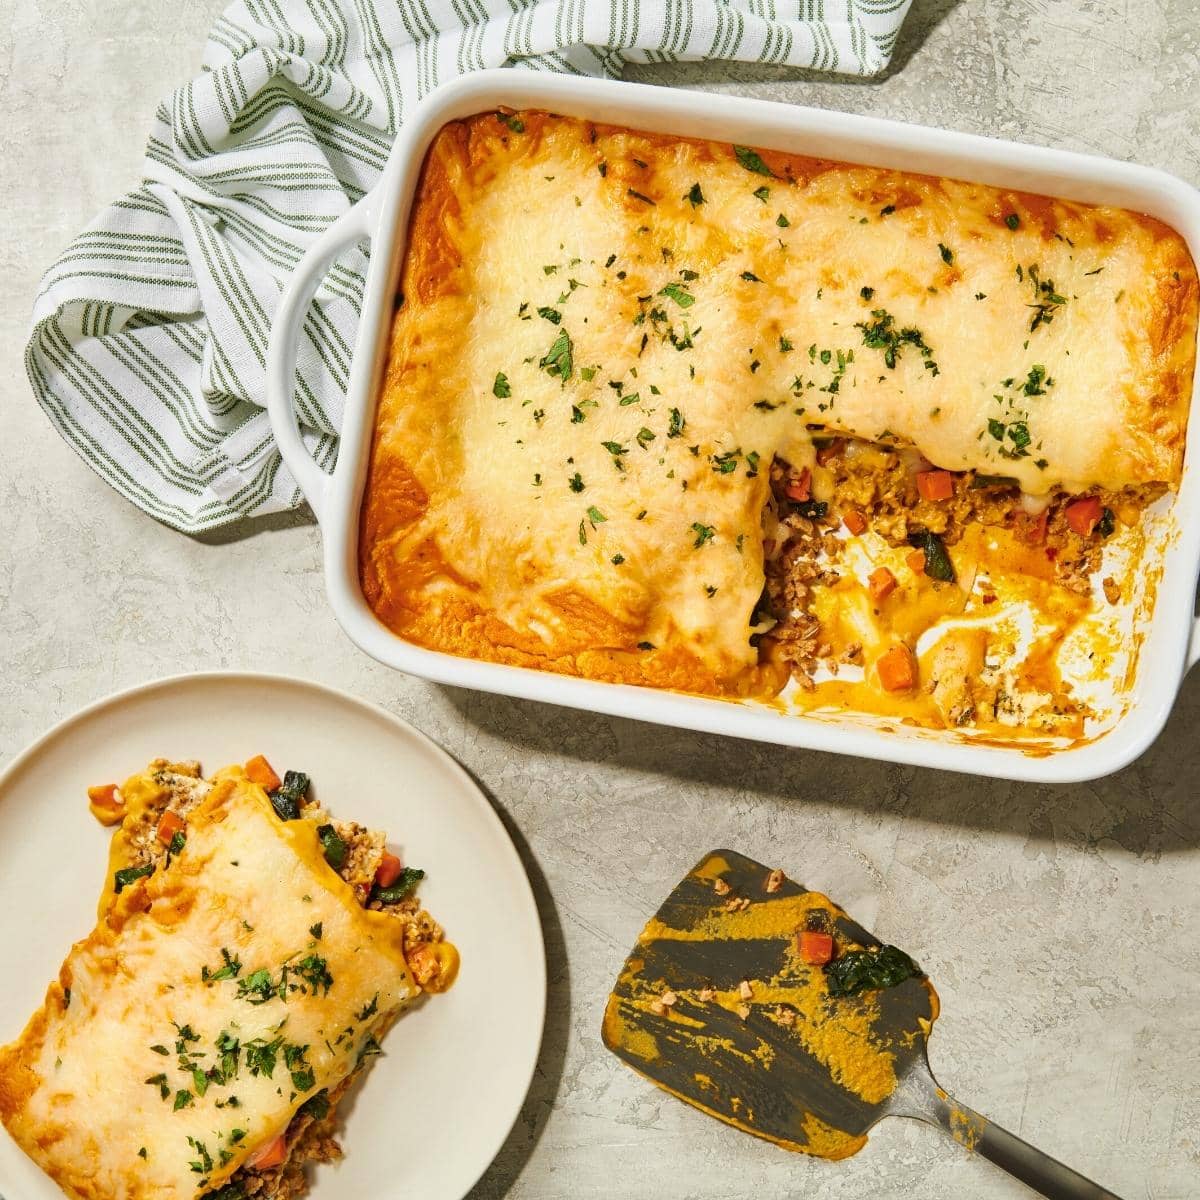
left=1, top=1, right=1198, bottom=1196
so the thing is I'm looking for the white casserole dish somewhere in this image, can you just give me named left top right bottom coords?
left=266, top=69, right=1200, bottom=784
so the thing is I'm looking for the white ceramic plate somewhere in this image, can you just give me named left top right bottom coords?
left=0, top=672, right=545, bottom=1200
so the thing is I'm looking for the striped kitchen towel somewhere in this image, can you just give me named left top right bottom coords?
left=27, top=0, right=913, bottom=532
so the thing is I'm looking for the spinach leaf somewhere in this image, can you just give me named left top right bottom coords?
left=908, top=531, right=955, bottom=582
left=114, top=863, right=154, bottom=893
left=298, top=1089, right=331, bottom=1122
left=792, top=499, right=828, bottom=520
left=824, top=944, right=922, bottom=997
left=970, top=474, right=1018, bottom=491
left=733, top=145, right=774, bottom=177
left=373, top=867, right=425, bottom=905
left=316, top=824, right=348, bottom=871
left=269, top=770, right=310, bottom=821
left=1096, top=507, right=1116, bottom=538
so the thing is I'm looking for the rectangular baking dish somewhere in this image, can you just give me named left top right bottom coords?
left=266, top=69, right=1200, bottom=783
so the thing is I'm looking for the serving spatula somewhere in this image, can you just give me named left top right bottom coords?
left=602, top=849, right=1120, bottom=1199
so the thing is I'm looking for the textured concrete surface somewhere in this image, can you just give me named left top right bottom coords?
left=2, top=2, right=1199, bottom=1197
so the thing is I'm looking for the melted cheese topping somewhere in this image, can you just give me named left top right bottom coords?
left=360, top=110, right=1197, bottom=695
left=0, top=775, right=415, bottom=1200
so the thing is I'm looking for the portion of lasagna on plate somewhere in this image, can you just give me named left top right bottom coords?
left=359, top=109, right=1199, bottom=748
left=0, top=757, right=457, bottom=1200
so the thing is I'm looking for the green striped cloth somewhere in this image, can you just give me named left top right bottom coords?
left=28, top=0, right=912, bottom=532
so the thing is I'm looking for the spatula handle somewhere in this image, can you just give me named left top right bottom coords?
left=917, top=1085, right=1121, bottom=1199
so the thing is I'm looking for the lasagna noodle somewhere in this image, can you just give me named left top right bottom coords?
left=0, top=777, right=416, bottom=1200
left=360, top=110, right=1198, bottom=691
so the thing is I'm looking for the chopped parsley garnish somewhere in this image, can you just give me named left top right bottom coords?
left=685, top=182, right=704, bottom=207
left=537, top=306, right=561, bottom=324
left=856, top=308, right=939, bottom=376
left=168, top=830, right=186, bottom=856
left=236, top=968, right=276, bottom=1005
left=626, top=188, right=656, bottom=205
left=1023, top=363, right=1051, bottom=395
left=492, top=372, right=511, bottom=398
left=691, top=523, right=716, bottom=548
left=601, top=440, right=628, bottom=469
left=776, top=213, right=790, bottom=228
left=667, top=408, right=685, bottom=438
left=539, top=330, right=573, bottom=382
left=284, top=1042, right=316, bottom=1093
left=294, top=954, right=334, bottom=996
left=752, top=185, right=770, bottom=202
left=740, top=271, right=762, bottom=283
left=356, top=994, right=379, bottom=1022
left=1005, top=213, right=1021, bottom=230
left=173, top=1089, right=193, bottom=1111
left=244, top=1035, right=284, bottom=1078
left=636, top=427, right=655, bottom=448
left=611, top=554, right=625, bottom=565
left=779, top=335, right=793, bottom=353
left=586, top=506, right=607, bottom=525
left=497, top=111, right=525, bottom=133
left=569, top=472, right=585, bottom=492
left=1097, top=507, right=1116, bottom=538
left=938, top=242, right=954, bottom=264
left=1024, top=264, right=1067, bottom=332
left=150, top=1043, right=169, bottom=1055
left=309, top=922, right=323, bottom=940
left=860, top=286, right=874, bottom=300
left=114, top=863, right=154, bottom=894
left=659, top=282, right=695, bottom=308
left=145, top=1073, right=170, bottom=1100
left=880, top=204, right=896, bottom=216
left=734, top=145, right=773, bottom=176
left=202, top=948, right=243, bottom=984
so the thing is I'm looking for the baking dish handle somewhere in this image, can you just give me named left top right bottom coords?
left=266, top=200, right=374, bottom=524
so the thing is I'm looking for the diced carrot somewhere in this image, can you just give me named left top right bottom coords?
left=784, top=467, right=812, bottom=503
left=247, top=1134, right=288, bottom=1171
left=1022, top=509, right=1049, bottom=546
left=877, top=644, right=917, bottom=692
left=842, top=509, right=868, bottom=536
left=906, top=550, right=926, bottom=575
left=916, top=469, right=954, bottom=502
left=868, top=566, right=897, bottom=602
left=1064, top=496, right=1103, bottom=537
left=245, top=755, right=282, bottom=792
left=375, top=852, right=404, bottom=889
left=156, top=810, right=186, bottom=846
left=816, top=438, right=845, bottom=467
left=797, top=930, right=834, bottom=965
left=87, top=784, right=126, bottom=826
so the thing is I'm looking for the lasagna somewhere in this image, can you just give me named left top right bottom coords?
left=359, top=110, right=1198, bottom=742
left=0, top=757, right=456, bottom=1200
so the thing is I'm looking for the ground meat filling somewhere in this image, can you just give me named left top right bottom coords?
left=759, top=435, right=1163, bottom=698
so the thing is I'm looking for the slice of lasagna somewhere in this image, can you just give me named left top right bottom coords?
left=0, top=758, right=457, bottom=1200
left=359, top=110, right=1198, bottom=744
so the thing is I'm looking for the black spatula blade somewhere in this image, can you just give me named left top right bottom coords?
left=602, top=849, right=938, bottom=1159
